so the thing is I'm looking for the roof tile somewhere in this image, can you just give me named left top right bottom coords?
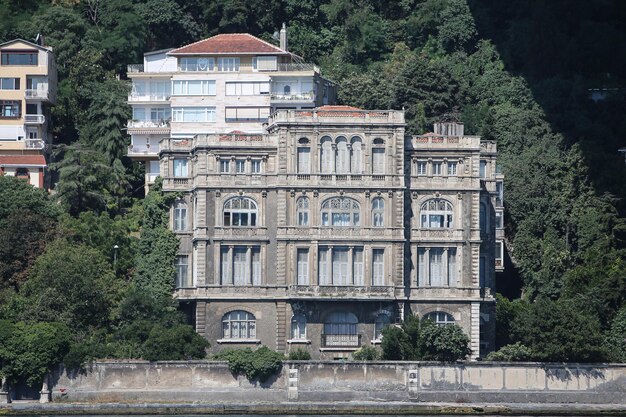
left=0, top=155, right=47, bottom=166
left=169, top=34, right=286, bottom=55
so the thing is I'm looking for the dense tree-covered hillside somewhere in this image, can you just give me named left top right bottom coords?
left=0, top=0, right=625, bottom=366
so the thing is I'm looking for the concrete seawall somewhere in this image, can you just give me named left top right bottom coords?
left=47, top=360, right=626, bottom=405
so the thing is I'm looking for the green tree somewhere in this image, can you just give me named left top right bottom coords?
left=421, top=321, right=471, bottom=361
left=142, top=324, right=209, bottom=361
left=0, top=321, right=71, bottom=386
left=604, top=306, right=626, bottom=362
left=511, top=298, right=605, bottom=362
left=14, top=240, right=121, bottom=333
left=486, top=342, right=533, bottom=362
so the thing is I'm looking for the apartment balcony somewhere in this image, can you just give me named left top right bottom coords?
left=212, top=226, right=269, bottom=240
left=24, top=114, right=45, bottom=124
left=286, top=173, right=399, bottom=187
left=321, top=334, right=361, bottom=349
left=25, top=139, right=45, bottom=150
left=127, top=143, right=158, bottom=158
left=127, top=64, right=144, bottom=73
left=25, top=89, right=49, bottom=101
left=127, top=119, right=171, bottom=134
left=270, top=92, right=314, bottom=103
left=162, top=177, right=191, bottom=190
left=261, top=63, right=317, bottom=72
left=128, top=93, right=170, bottom=103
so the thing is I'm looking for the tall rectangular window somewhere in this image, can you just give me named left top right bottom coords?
left=417, top=161, right=427, bottom=176
left=251, top=159, right=261, bottom=174
left=297, top=147, right=310, bottom=173
left=372, top=148, right=385, bottom=174
left=318, top=248, right=330, bottom=285
left=174, top=203, right=187, bottom=231
left=253, top=56, right=277, bottom=71
left=448, top=248, right=457, bottom=286
left=175, top=255, right=189, bottom=288
left=495, top=241, right=503, bottom=266
left=353, top=248, right=364, bottom=286
left=332, top=247, right=349, bottom=285
left=429, top=248, right=443, bottom=286
left=297, top=249, right=309, bottom=285
left=220, top=160, right=230, bottom=173
left=233, top=248, right=248, bottom=285
left=432, top=162, right=442, bottom=175
left=235, top=159, right=246, bottom=173
left=480, top=160, right=487, bottom=178
left=221, top=247, right=231, bottom=285
left=173, top=159, right=188, bottom=177
left=372, top=249, right=384, bottom=286
left=417, top=248, right=426, bottom=286
left=225, top=81, right=270, bottom=95
left=447, top=162, right=457, bottom=176
left=252, top=247, right=261, bottom=285
left=179, top=57, right=214, bottom=72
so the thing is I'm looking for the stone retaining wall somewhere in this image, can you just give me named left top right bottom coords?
left=49, top=361, right=626, bottom=404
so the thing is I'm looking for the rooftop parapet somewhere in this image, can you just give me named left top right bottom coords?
left=267, top=106, right=405, bottom=127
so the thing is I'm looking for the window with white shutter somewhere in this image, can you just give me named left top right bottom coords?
left=372, top=249, right=384, bottom=286
left=372, top=148, right=385, bottom=174
left=297, top=249, right=309, bottom=285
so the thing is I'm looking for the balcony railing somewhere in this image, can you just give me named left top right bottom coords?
left=25, top=139, right=44, bottom=149
left=127, top=64, right=144, bottom=73
left=270, top=92, right=314, bottom=101
left=127, top=119, right=170, bottom=129
left=128, top=93, right=170, bottom=102
left=321, top=334, right=361, bottom=348
left=24, top=114, right=45, bottom=124
left=127, top=144, right=158, bottom=156
left=25, top=89, right=49, bottom=100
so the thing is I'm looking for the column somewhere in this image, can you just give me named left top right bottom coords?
left=443, top=247, right=449, bottom=287
left=424, top=248, right=430, bottom=286
left=348, top=246, right=354, bottom=285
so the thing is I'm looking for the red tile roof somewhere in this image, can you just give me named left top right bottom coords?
left=169, top=34, right=287, bottom=55
left=0, top=155, right=47, bottom=167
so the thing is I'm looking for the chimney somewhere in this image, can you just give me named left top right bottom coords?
left=280, top=23, right=288, bottom=52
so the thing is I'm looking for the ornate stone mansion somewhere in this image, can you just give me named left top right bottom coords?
left=160, top=106, right=503, bottom=359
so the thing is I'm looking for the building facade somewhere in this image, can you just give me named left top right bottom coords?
left=126, top=28, right=336, bottom=192
left=0, top=39, right=57, bottom=188
left=161, top=107, right=502, bottom=359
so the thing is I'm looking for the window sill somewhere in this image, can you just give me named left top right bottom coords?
left=287, top=339, right=311, bottom=344
left=217, top=339, right=261, bottom=344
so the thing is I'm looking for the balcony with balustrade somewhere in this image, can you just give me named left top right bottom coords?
left=25, top=89, right=50, bottom=101
left=267, top=108, right=405, bottom=127
left=24, top=114, right=45, bottom=124
left=127, top=119, right=171, bottom=134
left=270, top=91, right=315, bottom=104
left=321, top=334, right=361, bottom=349
left=127, top=93, right=170, bottom=103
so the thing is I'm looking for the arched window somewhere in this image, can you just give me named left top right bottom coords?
left=321, top=197, right=360, bottom=227
left=323, top=311, right=358, bottom=347
left=335, top=136, right=349, bottom=173
left=223, top=196, right=258, bottom=226
left=222, top=310, right=256, bottom=340
left=291, top=313, right=307, bottom=340
left=173, top=200, right=188, bottom=231
left=424, top=311, right=455, bottom=327
left=374, top=313, right=391, bottom=340
left=350, top=136, right=362, bottom=173
left=371, top=198, right=384, bottom=227
left=296, top=197, right=309, bottom=226
left=320, top=136, right=333, bottom=173
left=420, top=199, right=453, bottom=228
left=283, top=85, right=291, bottom=95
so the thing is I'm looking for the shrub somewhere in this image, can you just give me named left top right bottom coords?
left=142, top=324, right=209, bottom=361
left=288, top=348, right=311, bottom=360
left=381, top=325, right=411, bottom=360
left=215, top=346, right=283, bottom=383
left=486, top=342, right=533, bottom=362
left=604, top=306, right=626, bottom=362
left=352, top=345, right=381, bottom=361
left=421, top=322, right=471, bottom=361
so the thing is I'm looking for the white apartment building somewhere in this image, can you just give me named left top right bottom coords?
left=126, top=28, right=336, bottom=191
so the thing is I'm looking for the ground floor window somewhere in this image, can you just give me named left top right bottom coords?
left=323, top=311, right=359, bottom=347
left=222, top=310, right=256, bottom=340
left=291, top=313, right=307, bottom=340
